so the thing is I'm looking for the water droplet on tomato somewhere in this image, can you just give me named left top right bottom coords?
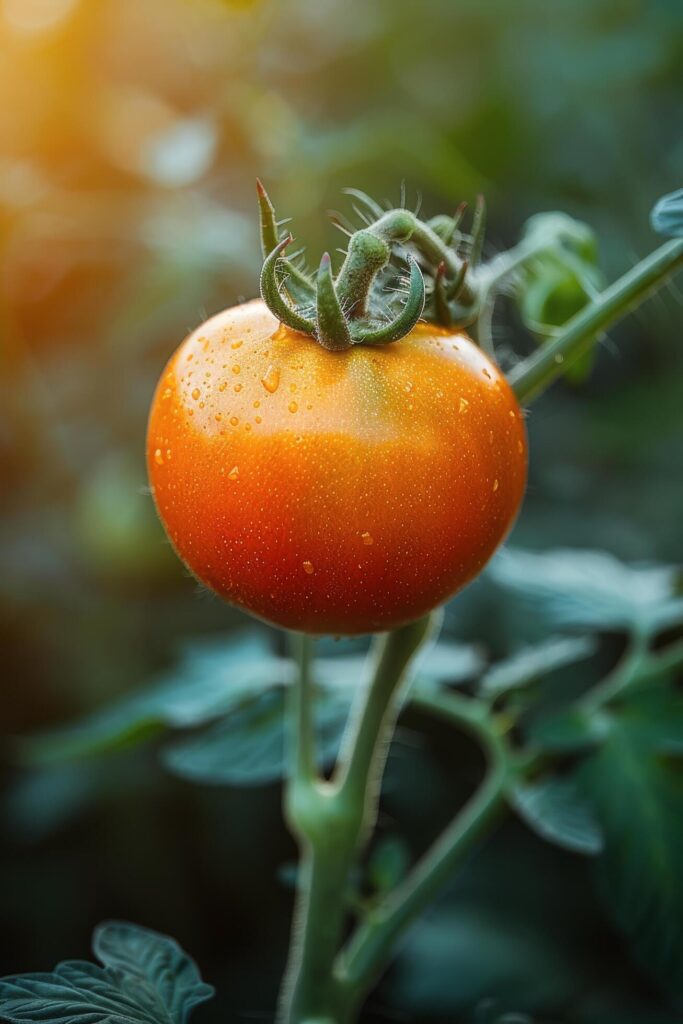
left=154, top=448, right=164, bottom=465
left=228, top=466, right=239, bottom=481
left=231, top=339, right=243, bottom=349
left=493, top=479, right=499, bottom=492
left=303, top=560, right=315, bottom=575
left=234, top=383, right=242, bottom=393
left=289, top=401, right=298, bottom=413
left=230, top=416, right=239, bottom=426
left=191, top=387, right=201, bottom=401
left=261, top=365, right=280, bottom=393
left=361, top=532, right=374, bottom=546
left=459, top=397, right=469, bottom=413
left=232, top=364, right=241, bottom=375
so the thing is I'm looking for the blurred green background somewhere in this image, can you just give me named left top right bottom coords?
left=1, top=1, right=682, bottom=1022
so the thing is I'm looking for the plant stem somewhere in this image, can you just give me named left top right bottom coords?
left=287, top=632, right=316, bottom=785
left=336, top=690, right=509, bottom=1004
left=510, top=238, right=683, bottom=404
left=280, top=616, right=435, bottom=1024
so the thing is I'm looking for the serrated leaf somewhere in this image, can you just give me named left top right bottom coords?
left=508, top=775, right=604, bottom=855
left=18, top=631, right=288, bottom=766
left=479, top=635, right=596, bottom=697
left=162, top=685, right=351, bottom=787
left=651, top=189, right=683, bottom=239
left=488, top=547, right=683, bottom=634
left=578, top=725, right=683, bottom=998
left=0, top=922, right=213, bottom=1024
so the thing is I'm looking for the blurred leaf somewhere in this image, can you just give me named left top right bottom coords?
left=0, top=921, right=213, bottom=1024
left=618, top=686, right=683, bottom=755
left=517, top=214, right=604, bottom=386
left=162, top=685, right=351, bottom=787
left=578, top=724, right=683, bottom=999
left=415, top=640, right=486, bottom=687
left=508, top=775, right=604, bottom=856
left=2, top=765, right=99, bottom=843
left=367, top=835, right=411, bottom=895
left=651, top=189, right=683, bottom=238
left=488, top=548, right=683, bottom=634
left=18, top=631, right=287, bottom=765
left=528, top=707, right=614, bottom=753
left=389, top=908, right=578, bottom=1016
left=479, top=635, right=596, bottom=697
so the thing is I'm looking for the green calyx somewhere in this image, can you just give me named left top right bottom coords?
left=256, top=180, right=599, bottom=355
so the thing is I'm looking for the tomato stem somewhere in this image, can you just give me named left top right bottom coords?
left=279, top=615, right=436, bottom=1024
left=510, top=237, right=683, bottom=404
left=336, top=689, right=510, bottom=1002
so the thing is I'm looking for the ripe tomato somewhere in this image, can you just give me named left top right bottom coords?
left=147, top=299, right=527, bottom=634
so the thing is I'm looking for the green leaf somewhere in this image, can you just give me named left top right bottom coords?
left=18, top=631, right=288, bottom=766
left=508, top=775, right=604, bottom=856
left=619, top=686, right=683, bottom=755
left=528, top=707, right=613, bottom=753
left=651, top=188, right=683, bottom=239
left=416, top=641, right=485, bottom=687
left=0, top=921, right=213, bottom=1024
left=578, top=724, right=683, bottom=998
left=479, top=635, right=596, bottom=697
left=367, top=836, right=411, bottom=895
left=162, top=685, right=351, bottom=787
left=488, top=547, right=683, bottom=634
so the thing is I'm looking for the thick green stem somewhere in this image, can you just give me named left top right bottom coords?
left=337, top=691, right=509, bottom=1005
left=280, top=617, right=435, bottom=1024
left=510, top=238, right=683, bottom=404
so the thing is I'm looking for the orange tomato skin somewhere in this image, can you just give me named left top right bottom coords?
left=147, top=299, right=527, bottom=635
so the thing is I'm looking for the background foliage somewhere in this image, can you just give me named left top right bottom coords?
left=1, top=1, right=682, bottom=1022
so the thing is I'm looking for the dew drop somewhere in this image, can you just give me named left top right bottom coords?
left=459, top=397, right=469, bottom=413
left=219, top=381, right=228, bottom=392
left=361, top=532, right=374, bottom=546
left=261, top=365, right=280, bottom=394
left=231, top=339, right=243, bottom=350
left=191, top=387, right=201, bottom=401
left=230, top=416, right=239, bottom=426
left=154, top=448, right=164, bottom=466
left=518, top=440, right=524, bottom=454
left=234, top=383, right=243, bottom=393
left=228, top=466, right=239, bottom=481
left=162, top=387, right=172, bottom=400
left=253, top=400, right=261, bottom=409
left=303, top=560, right=315, bottom=575
left=289, top=401, right=298, bottom=413
left=554, top=353, right=565, bottom=364
left=255, top=416, right=262, bottom=424
left=493, top=479, right=499, bottom=492
left=232, top=364, right=241, bottom=375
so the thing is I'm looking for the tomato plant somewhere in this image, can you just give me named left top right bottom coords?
left=147, top=303, right=527, bottom=634
left=3, top=184, right=683, bottom=1024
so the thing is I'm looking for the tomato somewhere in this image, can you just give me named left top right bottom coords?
left=147, top=299, right=527, bottom=634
